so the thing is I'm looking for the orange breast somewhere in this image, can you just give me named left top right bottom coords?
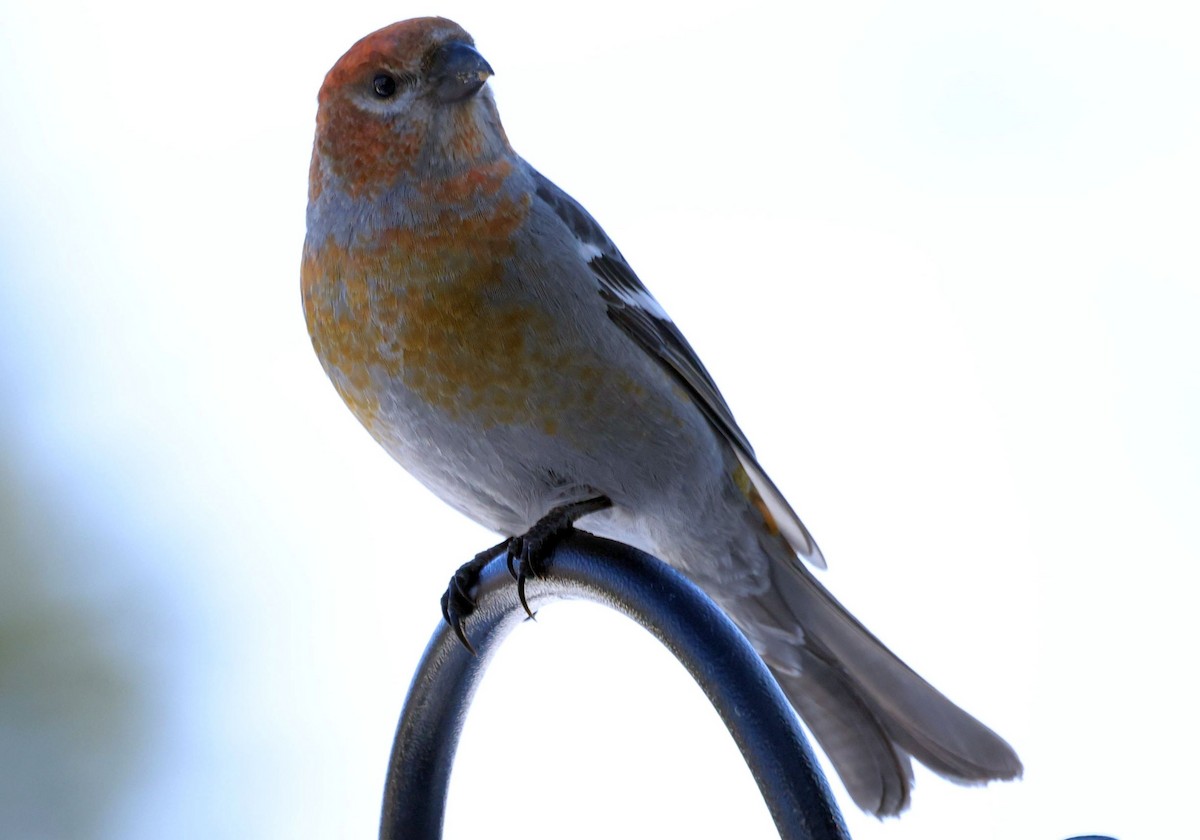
left=303, top=160, right=640, bottom=439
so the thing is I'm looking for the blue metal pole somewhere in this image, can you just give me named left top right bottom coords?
left=380, top=531, right=850, bottom=840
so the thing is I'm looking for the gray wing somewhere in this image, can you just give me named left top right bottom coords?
left=531, top=169, right=825, bottom=568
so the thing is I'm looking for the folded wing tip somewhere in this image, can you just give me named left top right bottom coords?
left=804, top=540, right=828, bottom=570
left=781, top=518, right=827, bottom=570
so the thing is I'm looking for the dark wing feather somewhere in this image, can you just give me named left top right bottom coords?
left=531, top=169, right=825, bottom=567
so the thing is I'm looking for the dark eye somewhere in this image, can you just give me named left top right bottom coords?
left=373, top=73, right=397, bottom=98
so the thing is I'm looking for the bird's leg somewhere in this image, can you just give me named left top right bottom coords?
left=506, top=495, right=613, bottom=618
left=440, top=495, right=612, bottom=653
left=440, top=538, right=509, bottom=655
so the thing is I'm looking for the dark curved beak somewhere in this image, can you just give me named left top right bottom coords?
left=429, top=42, right=494, bottom=103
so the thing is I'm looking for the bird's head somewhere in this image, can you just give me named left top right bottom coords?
left=310, top=17, right=509, bottom=200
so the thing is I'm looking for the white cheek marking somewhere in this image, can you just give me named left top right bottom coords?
left=356, top=87, right=420, bottom=116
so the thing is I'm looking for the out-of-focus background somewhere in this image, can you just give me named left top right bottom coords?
left=1, top=1, right=1196, bottom=838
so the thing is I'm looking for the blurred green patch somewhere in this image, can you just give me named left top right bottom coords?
left=1, top=426, right=152, bottom=839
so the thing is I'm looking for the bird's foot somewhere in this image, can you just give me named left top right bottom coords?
left=506, top=496, right=612, bottom=618
left=440, top=539, right=508, bottom=655
left=441, top=496, right=612, bottom=652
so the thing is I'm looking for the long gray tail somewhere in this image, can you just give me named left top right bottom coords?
left=720, top=544, right=1022, bottom=816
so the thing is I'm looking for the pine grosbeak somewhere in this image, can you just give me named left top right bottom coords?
left=301, top=17, right=1021, bottom=815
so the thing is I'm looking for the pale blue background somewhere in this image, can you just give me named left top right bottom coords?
left=2, top=1, right=1196, bottom=838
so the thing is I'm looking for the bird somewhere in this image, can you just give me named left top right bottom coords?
left=301, top=16, right=1022, bottom=816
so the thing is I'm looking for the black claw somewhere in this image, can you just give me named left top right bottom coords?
left=517, top=574, right=534, bottom=619
left=441, top=583, right=477, bottom=655
left=440, top=539, right=507, bottom=654
left=441, top=497, right=614, bottom=646
left=451, top=616, right=476, bottom=655
left=505, top=537, right=537, bottom=618
left=505, top=537, right=521, bottom=580
left=507, top=496, right=613, bottom=620
left=451, top=569, right=477, bottom=609
left=513, top=533, right=541, bottom=619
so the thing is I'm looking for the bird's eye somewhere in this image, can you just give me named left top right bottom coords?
left=373, top=74, right=397, bottom=98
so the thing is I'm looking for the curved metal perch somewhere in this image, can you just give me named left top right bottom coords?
left=380, top=531, right=850, bottom=840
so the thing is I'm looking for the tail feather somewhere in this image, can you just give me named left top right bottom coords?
left=722, top=539, right=1022, bottom=816
left=774, top=649, right=914, bottom=815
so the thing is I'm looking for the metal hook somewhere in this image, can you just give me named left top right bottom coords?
left=380, top=531, right=850, bottom=840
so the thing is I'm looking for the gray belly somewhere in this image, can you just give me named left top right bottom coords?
left=363, top=357, right=729, bottom=543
